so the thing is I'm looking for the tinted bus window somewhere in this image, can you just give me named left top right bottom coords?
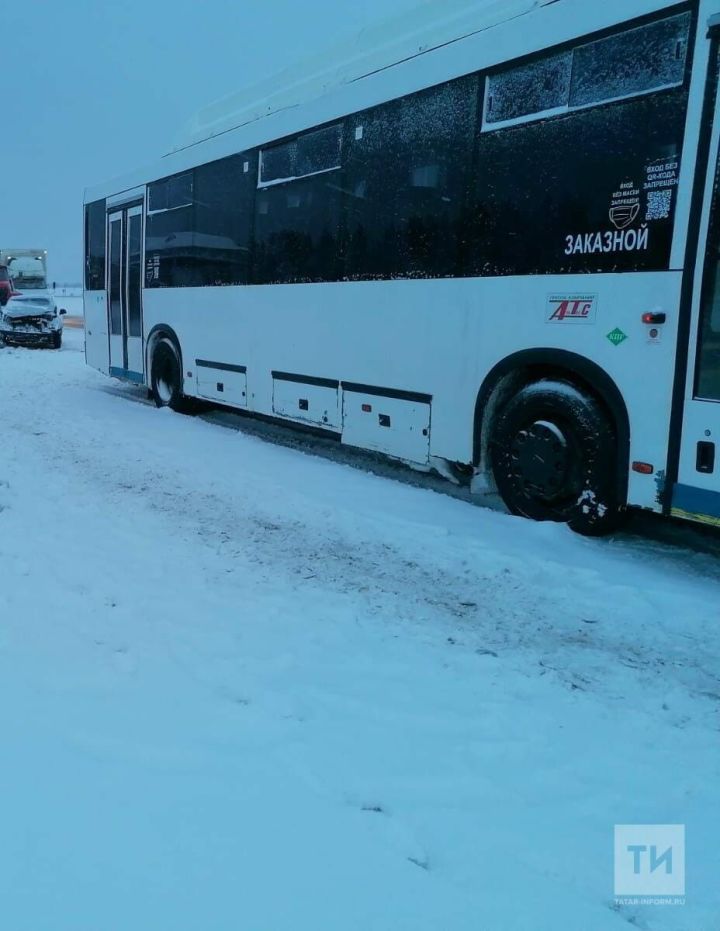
left=84, top=199, right=106, bottom=290
left=696, top=122, right=720, bottom=401
left=697, top=284, right=720, bottom=401
left=145, top=201, right=196, bottom=287
left=569, top=13, right=691, bottom=108
left=469, top=88, right=688, bottom=276
left=146, top=155, right=255, bottom=287
left=253, top=175, right=343, bottom=283
left=485, top=52, right=572, bottom=126
left=296, top=124, right=342, bottom=177
left=253, top=124, right=344, bottom=283
left=341, top=75, right=479, bottom=280
left=127, top=213, right=143, bottom=337
left=148, top=172, right=193, bottom=212
left=193, top=154, right=254, bottom=285
left=108, top=218, right=122, bottom=334
left=259, top=124, right=342, bottom=185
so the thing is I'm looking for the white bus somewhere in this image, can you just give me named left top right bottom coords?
left=84, top=0, right=720, bottom=534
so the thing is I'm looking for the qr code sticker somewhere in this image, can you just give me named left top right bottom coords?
left=646, top=189, right=673, bottom=221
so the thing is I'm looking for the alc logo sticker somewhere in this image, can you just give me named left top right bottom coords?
left=546, top=294, right=597, bottom=324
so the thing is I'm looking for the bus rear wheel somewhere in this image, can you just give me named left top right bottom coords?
left=490, top=379, right=622, bottom=536
left=150, top=338, right=187, bottom=412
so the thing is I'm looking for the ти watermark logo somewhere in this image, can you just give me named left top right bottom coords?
left=614, top=824, right=685, bottom=906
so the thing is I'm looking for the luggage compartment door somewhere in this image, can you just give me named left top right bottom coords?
left=342, top=384, right=431, bottom=464
left=196, top=360, right=247, bottom=407
left=272, top=372, right=340, bottom=430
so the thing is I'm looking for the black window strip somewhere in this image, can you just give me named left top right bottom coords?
left=196, top=359, right=247, bottom=373
left=272, top=370, right=339, bottom=389
left=342, top=382, right=432, bottom=404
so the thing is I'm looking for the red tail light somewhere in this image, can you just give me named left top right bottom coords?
left=632, top=461, right=654, bottom=475
left=642, top=312, right=666, bottom=325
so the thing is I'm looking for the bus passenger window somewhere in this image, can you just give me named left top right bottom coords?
left=570, top=13, right=691, bottom=109
left=260, top=140, right=294, bottom=185
left=253, top=124, right=344, bottom=283
left=84, top=199, right=106, bottom=291
left=484, top=51, right=572, bottom=127
left=259, top=123, right=342, bottom=186
left=146, top=154, right=254, bottom=288
left=148, top=172, right=193, bottom=212
left=342, top=75, right=478, bottom=280
left=296, top=124, right=342, bottom=177
left=472, top=87, right=688, bottom=276
left=482, top=12, right=691, bottom=131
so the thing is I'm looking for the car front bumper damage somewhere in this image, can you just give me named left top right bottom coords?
left=0, top=317, right=61, bottom=344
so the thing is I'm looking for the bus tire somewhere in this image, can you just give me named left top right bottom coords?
left=150, top=338, right=188, bottom=412
left=489, top=379, right=623, bottom=536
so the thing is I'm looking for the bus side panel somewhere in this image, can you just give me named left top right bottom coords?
left=84, top=290, right=110, bottom=375
left=142, top=271, right=682, bottom=514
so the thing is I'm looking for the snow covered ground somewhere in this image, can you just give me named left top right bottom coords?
left=0, top=328, right=718, bottom=930
left=53, top=292, right=83, bottom=321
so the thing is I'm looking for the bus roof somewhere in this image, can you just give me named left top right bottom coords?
left=85, top=0, right=683, bottom=201
left=173, top=0, right=561, bottom=152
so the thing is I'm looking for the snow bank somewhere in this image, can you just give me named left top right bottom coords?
left=0, top=328, right=718, bottom=929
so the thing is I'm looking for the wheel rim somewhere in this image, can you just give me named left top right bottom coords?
left=156, top=376, right=172, bottom=404
left=154, top=349, right=176, bottom=405
left=508, top=418, right=581, bottom=505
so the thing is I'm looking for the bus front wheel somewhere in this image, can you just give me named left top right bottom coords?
left=150, top=338, right=187, bottom=412
left=490, top=379, right=623, bottom=536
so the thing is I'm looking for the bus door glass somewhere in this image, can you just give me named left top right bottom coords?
left=107, top=202, right=144, bottom=380
left=675, top=27, right=720, bottom=522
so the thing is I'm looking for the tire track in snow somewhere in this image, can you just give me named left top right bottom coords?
left=1, top=345, right=719, bottom=718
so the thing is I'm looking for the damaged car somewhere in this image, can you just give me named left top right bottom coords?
left=0, top=293, right=66, bottom=348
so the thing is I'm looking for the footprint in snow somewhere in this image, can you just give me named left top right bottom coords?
left=112, top=646, right=137, bottom=675
left=358, top=800, right=430, bottom=871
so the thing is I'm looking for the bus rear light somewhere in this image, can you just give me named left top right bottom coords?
left=642, top=312, right=666, bottom=324
left=362, top=403, right=372, bottom=412
left=632, top=461, right=654, bottom=475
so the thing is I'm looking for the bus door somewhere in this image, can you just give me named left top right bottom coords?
left=107, top=202, right=144, bottom=381
left=674, top=18, right=720, bottom=525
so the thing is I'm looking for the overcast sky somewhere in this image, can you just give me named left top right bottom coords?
left=3, top=0, right=421, bottom=283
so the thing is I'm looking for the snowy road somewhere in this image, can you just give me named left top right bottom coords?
left=0, top=328, right=718, bottom=930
